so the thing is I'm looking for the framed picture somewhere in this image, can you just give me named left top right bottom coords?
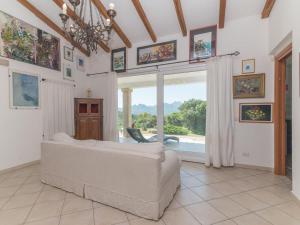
left=239, top=103, right=273, bottom=123
left=111, top=47, right=126, bottom=73
left=137, top=40, right=177, bottom=65
left=233, top=73, right=265, bottom=99
left=9, top=70, right=40, bottom=109
left=189, top=25, right=217, bottom=62
left=63, top=63, right=74, bottom=81
left=242, top=59, right=255, bottom=74
left=76, top=55, right=85, bottom=72
left=64, top=46, right=73, bottom=62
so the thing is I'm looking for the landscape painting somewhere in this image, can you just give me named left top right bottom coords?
left=137, top=40, right=177, bottom=65
left=0, top=10, right=60, bottom=71
left=10, top=71, right=40, bottom=109
left=111, top=47, right=126, bottom=73
left=240, top=103, right=273, bottom=123
left=233, top=73, right=265, bottom=98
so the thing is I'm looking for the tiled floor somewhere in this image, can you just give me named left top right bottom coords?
left=0, top=162, right=299, bottom=225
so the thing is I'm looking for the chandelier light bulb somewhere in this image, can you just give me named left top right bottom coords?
left=109, top=3, right=115, bottom=10
left=106, top=18, right=111, bottom=26
left=62, top=3, right=67, bottom=14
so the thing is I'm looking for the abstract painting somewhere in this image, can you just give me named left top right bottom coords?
left=0, top=10, right=60, bottom=71
left=233, top=73, right=265, bottom=98
left=240, top=103, right=273, bottom=123
left=76, top=55, right=85, bottom=72
left=63, top=63, right=74, bottom=81
left=190, top=25, right=217, bottom=62
left=64, top=46, right=73, bottom=62
left=111, top=47, right=126, bottom=73
left=137, top=40, right=177, bottom=65
left=242, top=59, right=255, bottom=74
left=10, top=71, right=40, bottom=109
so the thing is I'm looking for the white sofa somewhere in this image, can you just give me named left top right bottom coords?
left=41, top=138, right=181, bottom=220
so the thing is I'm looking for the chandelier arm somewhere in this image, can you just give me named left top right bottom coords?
left=79, top=0, right=84, bottom=21
left=89, top=0, right=94, bottom=27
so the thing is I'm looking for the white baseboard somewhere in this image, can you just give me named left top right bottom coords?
left=235, top=163, right=273, bottom=172
left=0, top=160, right=40, bottom=175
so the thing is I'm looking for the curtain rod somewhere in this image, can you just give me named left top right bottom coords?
left=86, top=51, right=240, bottom=77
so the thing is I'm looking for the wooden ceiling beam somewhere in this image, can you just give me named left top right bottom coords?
left=131, top=0, right=157, bottom=42
left=91, top=0, right=132, bottom=48
left=219, top=0, right=226, bottom=29
left=173, top=0, right=187, bottom=36
left=17, top=0, right=90, bottom=56
left=262, top=0, right=276, bottom=18
left=52, top=0, right=110, bottom=53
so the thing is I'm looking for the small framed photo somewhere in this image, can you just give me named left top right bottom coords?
left=63, top=64, right=74, bottom=81
left=76, top=56, right=85, bottom=72
left=189, top=25, right=217, bottom=62
left=64, top=46, right=73, bottom=62
left=111, top=47, right=126, bottom=73
left=9, top=70, right=40, bottom=109
left=242, top=59, right=255, bottom=74
left=233, top=73, right=265, bottom=99
left=239, top=103, right=273, bottom=123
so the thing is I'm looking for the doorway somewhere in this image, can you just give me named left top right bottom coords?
left=274, top=44, right=292, bottom=177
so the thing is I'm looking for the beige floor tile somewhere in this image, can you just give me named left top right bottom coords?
left=175, top=189, right=203, bottom=206
left=257, top=207, right=300, bottom=225
left=62, top=196, right=92, bottom=214
left=247, top=189, right=287, bottom=206
left=167, top=198, right=182, bottom=210
left=233, top=213, right=272, bottom=225
left=276, top=201, right=300, bottom=220
left=214, top=220, right=237, bottom=225
left=0, top=206, right=31, bottom=225
left=262, top=185, right=296, bottom=201
left=37, top=189, right=66, bottom=203
left=0, top=197, right=9, bottom=208
left=129, top=218, right=165, bottom=225
left=60, top=210, right=94, bottom=225
left=3, top=192, right=39, bottom=210
left=126, top=212, right=141, bottom=221
left=24, top=217, right=60, bottom=225
left=27, top=201, right=64, bottom=222
left=227, top=179, right=258, bottom=192
left=24, top=176, right=41, bottom=185
left=209, top=182, right=243, bottom=196
left=186, top=202, right=227, bottom=225
left=15, top=183, right=44, bottom=195
left=190, top=185, right=224, bottom=200
left=94, top=205, right=127, bottom=225
left=162, top=208, right=200, bottom=225
left=0, top=186, right=19, bottom=198
left=194, top=174, right=224, bottom=184
left=229, top=193, right=269, bottom=211
left=0, top=177, right=27, bottom=188
left=208, top=197, right=249, bottom=218
left=181, top=177, right=204, bottom=188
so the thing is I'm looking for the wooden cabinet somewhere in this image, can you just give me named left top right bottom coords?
left=75, top=98, right=103, bottom=140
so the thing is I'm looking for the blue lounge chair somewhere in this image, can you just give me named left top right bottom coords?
left=126, top=128, right=179, bottom=143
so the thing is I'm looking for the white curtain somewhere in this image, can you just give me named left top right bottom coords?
left=42, top=80, right=75, bottom=140
left=205, top=56, right=234, bottom=167
left=103, top=72, right=119, bottom=141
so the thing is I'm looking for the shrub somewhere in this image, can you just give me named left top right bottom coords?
left=164, top=124, right=189, bottom=135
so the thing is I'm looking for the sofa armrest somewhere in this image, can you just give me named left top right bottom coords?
left=160, top=150, right=181, bottom=187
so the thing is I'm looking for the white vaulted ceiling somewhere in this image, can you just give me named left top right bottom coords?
left=26, top=0, right=267, bottom=50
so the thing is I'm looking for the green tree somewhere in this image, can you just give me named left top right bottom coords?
left=179, top=99, right=207, bottom=135
left=135, top=113, right=157, bottom=131
left=166, top=112, right=184, bottom=127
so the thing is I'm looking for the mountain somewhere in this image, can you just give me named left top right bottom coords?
left=128, top=101, right=182, bottom=115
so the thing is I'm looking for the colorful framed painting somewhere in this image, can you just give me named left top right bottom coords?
left=233, top=73, right=265, bottom=99
left=242, top=59, right=255, bottom=74
left=239, top=103, right=273, bottom=123
left=9, top=70, right=40, bottom=109
left=111, top=47, right=126, bottom=73
left=63, top=63, right=74, bottom=81
left=76, top=55, right=85, bottom=72
left=137, top=40, right=177, bottom=65
left=189, top=25, right=217, bottom=62
left=64, top=46, right=73, bottom=62
left=0, top=10, right=60, bottom=71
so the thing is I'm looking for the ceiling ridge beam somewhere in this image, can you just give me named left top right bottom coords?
left=219, top=0, right=226, bottom=29
left=52, top=0, right=110, bottom=53
left=17, top=0, right=90, bottom=57
left=91, top=0, right=132, bottom=48
left=131, top=0, right=157, bottom=42
left=262, top=0, right=276, bottom=18
left=173, top=0, right=187, bottom=36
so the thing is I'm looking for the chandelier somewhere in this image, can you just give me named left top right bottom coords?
left=59, top=0, right=116, bottom=53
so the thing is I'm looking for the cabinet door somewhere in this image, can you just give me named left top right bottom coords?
left=75, top=118, right=89, bottom=140
left=87, top=118, right=100, bottom=140
left=89, top=100, right=101, bottom=117
left=76, top=100, right=89, bottom=116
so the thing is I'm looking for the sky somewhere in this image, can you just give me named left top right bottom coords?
left=118, top=82, right=207, bottom=108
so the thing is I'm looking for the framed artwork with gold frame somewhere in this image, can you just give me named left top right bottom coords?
left=233, top=73, right=265, bottom=99
left=239, top=103, right=273, bottom=123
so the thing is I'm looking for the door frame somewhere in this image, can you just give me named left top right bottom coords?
left=274, top=43, right=292, bottom=175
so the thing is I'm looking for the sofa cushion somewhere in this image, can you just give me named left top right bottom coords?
left=100, top=142, right=165, bottom=162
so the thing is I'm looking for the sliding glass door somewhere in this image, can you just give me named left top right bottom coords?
left=117, top=69, right=207, bottom=162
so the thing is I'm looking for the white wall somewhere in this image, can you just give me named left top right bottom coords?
left=0, top=0, right=89, bottom=170
left=268, top=0, right=300, bottom=199
left=87, top=15, right=274, bottom=168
